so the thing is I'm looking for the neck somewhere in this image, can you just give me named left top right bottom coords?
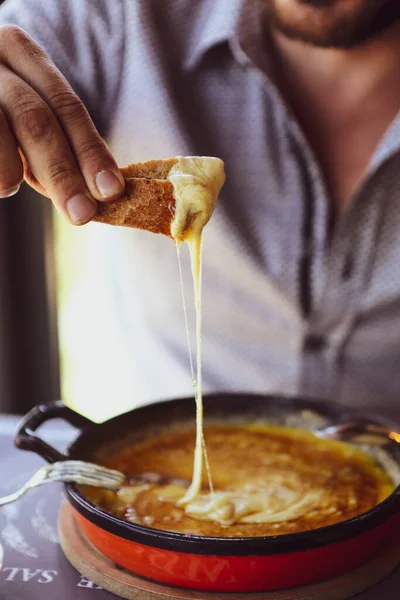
left=271, top=22, right=400, bottom=105
left=269, top=22, right=400, bottom=218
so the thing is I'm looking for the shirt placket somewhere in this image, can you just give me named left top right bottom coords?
left=300, top=176, right=387, bottom=401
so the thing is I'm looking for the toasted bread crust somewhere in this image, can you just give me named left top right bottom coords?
left=93, top=178, right=175, bottom=236
left=92, top=158, right=178, bottom=236
left=120, top=158, right=178, bottom=180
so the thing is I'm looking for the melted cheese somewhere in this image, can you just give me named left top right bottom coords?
left=183, top=486, right=328, bottom=526
left=168, top=156, right=225, bottom=244
left=166, top=155, right=341, bottom=526
left=167, top=156, right=381, bottom=529
left=167, top=156, right=225, bottom=507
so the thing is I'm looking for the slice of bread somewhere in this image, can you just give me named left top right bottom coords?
left=92, top=158, right=179, bottom=237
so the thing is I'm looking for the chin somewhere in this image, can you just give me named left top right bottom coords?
left=263, top=0, right=400, bottom=48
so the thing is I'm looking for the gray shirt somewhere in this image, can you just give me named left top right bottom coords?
left=2, top=0, right=400, bottom=418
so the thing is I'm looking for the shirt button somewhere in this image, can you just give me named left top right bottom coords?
left=304, top=334, right=326, bottom=352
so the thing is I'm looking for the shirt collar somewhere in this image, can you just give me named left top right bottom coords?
left=184, top=0, right=266, bottom=71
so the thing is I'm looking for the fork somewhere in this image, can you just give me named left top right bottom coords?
left=0, top=460, right=125, bottom=506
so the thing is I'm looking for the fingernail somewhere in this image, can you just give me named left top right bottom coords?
left=66, top=193, right=97, bottom=225
left=95, top=169, right=124, bottom=198
left=0, top=184, right=20, bottom=198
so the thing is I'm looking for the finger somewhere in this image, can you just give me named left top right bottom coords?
left=0, top=64, right=97, bottom=225
left=0, top=25, right=125, bottom=201
left=0, top=106, right=23, bottom=197
left=18, top=147, right=47, bottom=197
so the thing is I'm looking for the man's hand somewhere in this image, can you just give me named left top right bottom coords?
left=0, top=25, right=125, bottom=224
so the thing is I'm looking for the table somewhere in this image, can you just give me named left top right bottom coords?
left=0, top=415, right=398, bottom=600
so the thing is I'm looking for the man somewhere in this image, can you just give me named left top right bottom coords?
left=0, top=0, right=399, bottom=417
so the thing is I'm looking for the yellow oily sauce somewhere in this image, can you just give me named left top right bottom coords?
left=81, top=423, right=394, bottom=538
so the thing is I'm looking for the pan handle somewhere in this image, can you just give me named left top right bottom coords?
left=14, top=400, right=93, bottom=463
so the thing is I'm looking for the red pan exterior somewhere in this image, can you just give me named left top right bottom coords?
left=73, top=509, right=400, bottom=592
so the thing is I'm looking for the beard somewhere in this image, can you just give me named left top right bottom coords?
left=263, top=0, right=400, bottom=48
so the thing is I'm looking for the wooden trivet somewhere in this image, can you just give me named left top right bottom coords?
left=58, top=503, right=400, bottom=600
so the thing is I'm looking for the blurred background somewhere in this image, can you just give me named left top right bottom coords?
left=0, top=184, right=119, bottom=422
